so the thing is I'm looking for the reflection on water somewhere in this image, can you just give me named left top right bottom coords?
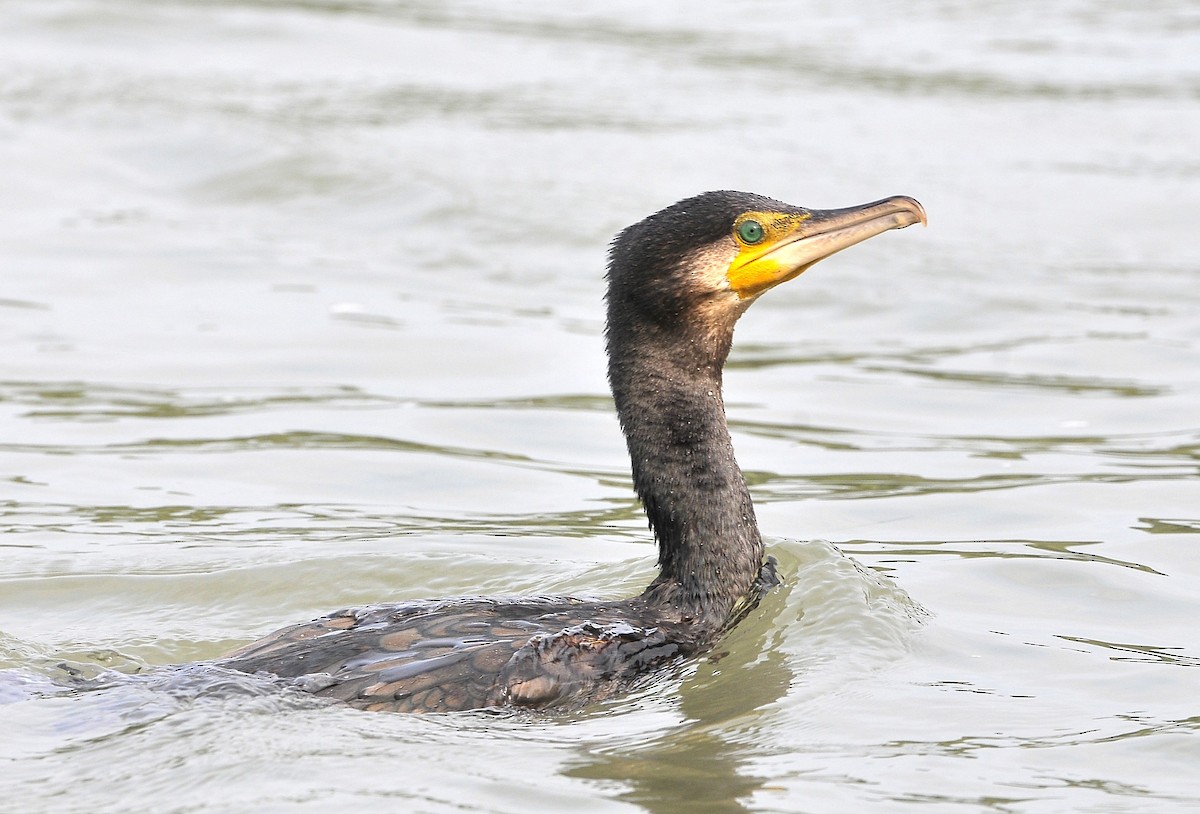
left=1058, top=636, right=1200, bottom=669
left=565, top=539, right=923, bottom=814
left=844, top=538, right=1166, bottom=576
left=2, top=0, right=1199, bottom=812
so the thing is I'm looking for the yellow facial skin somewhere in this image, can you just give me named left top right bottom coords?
left=725, top=196, right=927, bottom=300
left=726, top=211, right=814, bottom=299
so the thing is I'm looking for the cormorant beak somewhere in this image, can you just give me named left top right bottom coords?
left=727, top=195, right=926, bottom=299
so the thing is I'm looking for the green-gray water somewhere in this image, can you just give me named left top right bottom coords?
left=2, top=2, right=1198, bottom=812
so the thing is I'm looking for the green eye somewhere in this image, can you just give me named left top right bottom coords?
left=737, top=219, right=764, bottom=244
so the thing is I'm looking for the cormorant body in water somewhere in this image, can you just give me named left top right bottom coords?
left=220, top=191, right=926, bottom=712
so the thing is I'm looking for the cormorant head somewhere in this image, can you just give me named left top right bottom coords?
left=606, top=190, right=926, bottom=349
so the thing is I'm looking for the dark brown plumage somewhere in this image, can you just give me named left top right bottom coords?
left=219, top=191, right=925, bottom=712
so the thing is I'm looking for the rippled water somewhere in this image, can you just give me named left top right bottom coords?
left=2, top=2, right=1198, bottom=812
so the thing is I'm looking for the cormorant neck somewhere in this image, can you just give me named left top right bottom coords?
left=607, top=317, right=766, bottom=632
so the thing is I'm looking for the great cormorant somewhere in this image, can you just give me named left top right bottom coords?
left=220, top=191, right=927, bottom=713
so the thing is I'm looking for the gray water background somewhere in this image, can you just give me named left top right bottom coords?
left=1, top=2, right=1198, bottom=812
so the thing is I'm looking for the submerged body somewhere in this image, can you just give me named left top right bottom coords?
left=219, top=190, right=925, bottom=713
left=222, top=567, right=778, bottom=713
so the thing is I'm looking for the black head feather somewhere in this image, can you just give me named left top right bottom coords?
left=605, top=190, right=802, bottom=332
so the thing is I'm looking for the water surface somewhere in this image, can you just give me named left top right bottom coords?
left=2, top=2, right=1198, bottom=812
